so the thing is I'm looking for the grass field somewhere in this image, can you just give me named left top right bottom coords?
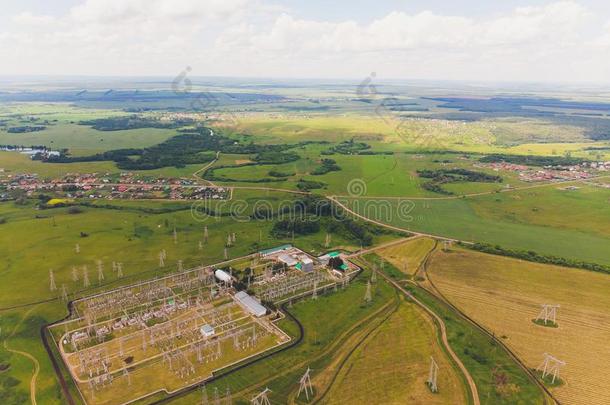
left=226, top=114, right=610, bottom=159
left=0, top=188, right=396, bottom=309
left=426, top=248, right=610, bottom=405
left=322, top=298, right=466, bottom=404
left=345, top=181, right=610, bottom=265
left=206, top=149, right=531, bottom=197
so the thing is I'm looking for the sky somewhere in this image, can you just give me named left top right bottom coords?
left=2, top=0, right=610, bottom=83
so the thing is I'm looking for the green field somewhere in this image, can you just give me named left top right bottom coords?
left=345, top=182, right=610, bottom=265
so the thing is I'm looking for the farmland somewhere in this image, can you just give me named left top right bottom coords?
left=375, top=237, right=437, bottom=276
left=2, top=82, right=610, bottom=405
left=426, top=247, right=610, bottom=405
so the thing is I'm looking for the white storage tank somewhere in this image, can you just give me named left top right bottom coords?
left=215, top=269, right=232, bottom=283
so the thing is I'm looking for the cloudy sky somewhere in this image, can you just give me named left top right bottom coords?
left=2, top=0, right=610, bottom=83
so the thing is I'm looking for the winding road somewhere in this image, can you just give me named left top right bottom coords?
left=3, top=306, right=40, bottom=405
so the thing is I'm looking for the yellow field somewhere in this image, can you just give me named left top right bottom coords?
left=376, top=237, right=436, bottom=276
left=322, top=300, right=467, bottom=404
left=427, top=248, right=610, bottom=405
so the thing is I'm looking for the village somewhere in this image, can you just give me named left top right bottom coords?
left=475, top=160, right=610, bottom=182
left=0, top=171, right=230, bottom=201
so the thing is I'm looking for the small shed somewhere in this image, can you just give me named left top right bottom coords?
left=200, top=324, right=215, bottom=337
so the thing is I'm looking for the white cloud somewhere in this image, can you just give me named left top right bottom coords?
left=1, top=0, right=610, bottom=83
left=234, top=1, right=591, bottom=53
left=11, top=12, right=56, bottom=26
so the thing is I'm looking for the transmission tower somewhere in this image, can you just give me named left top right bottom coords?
left=178, top=260, right=184, bottom=272
left=297, top=368, right=313, bottom=400
left=364, top=280, right=372, bottom=303
left=214, top=387, right=220, bottom=405
left=173, top=227, right=178, bottom=244
left=371, top=269, right=377, bottom=283
left=224, top=247, right=228, bottom=260
left=537, top=353, right=565, bottom=383
left=124, top=368, right=131, bottom=386
left=60, top=284, right=68, bottom=302
left=225, top=386, right=232, bottom=405
left=75, top=243, right=80, bottom=254
left=71, top=266, right=79, bottom=282
left=82, top=265, right=90, bottom=288
left=97, top=260, right=105, bottom=283
left=251, top=388, right=271, bottom=405
left=159, top=251, right=166, bottom=267
left=201, top=384, right=209, bottom=405
left=427, top=357, right=439, bottom=393
left=443, top=240, right=451, bottom=252
left=199, top=241, right=203, bottom=251
left=536, top=304, right=560, bottom=325
left=324, top=232, right=331, bottom=248
left=49, top=269, right=57, bottom=291
left=226, top=234, right=232, bottom=247
left=204, top=226, right=209, bottom=244
left=117, top=262, right=124, bottom=278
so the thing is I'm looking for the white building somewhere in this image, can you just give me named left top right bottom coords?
left=234, top=291, right=267, bottom=317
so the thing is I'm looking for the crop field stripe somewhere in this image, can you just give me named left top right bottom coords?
left=422, top=249, right=558, bottom=405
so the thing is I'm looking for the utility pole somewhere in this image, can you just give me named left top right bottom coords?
left=49, top=269, right=57, bottom=291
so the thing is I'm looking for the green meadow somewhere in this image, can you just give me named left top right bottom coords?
left=345, top=183, right=610, bottom=265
